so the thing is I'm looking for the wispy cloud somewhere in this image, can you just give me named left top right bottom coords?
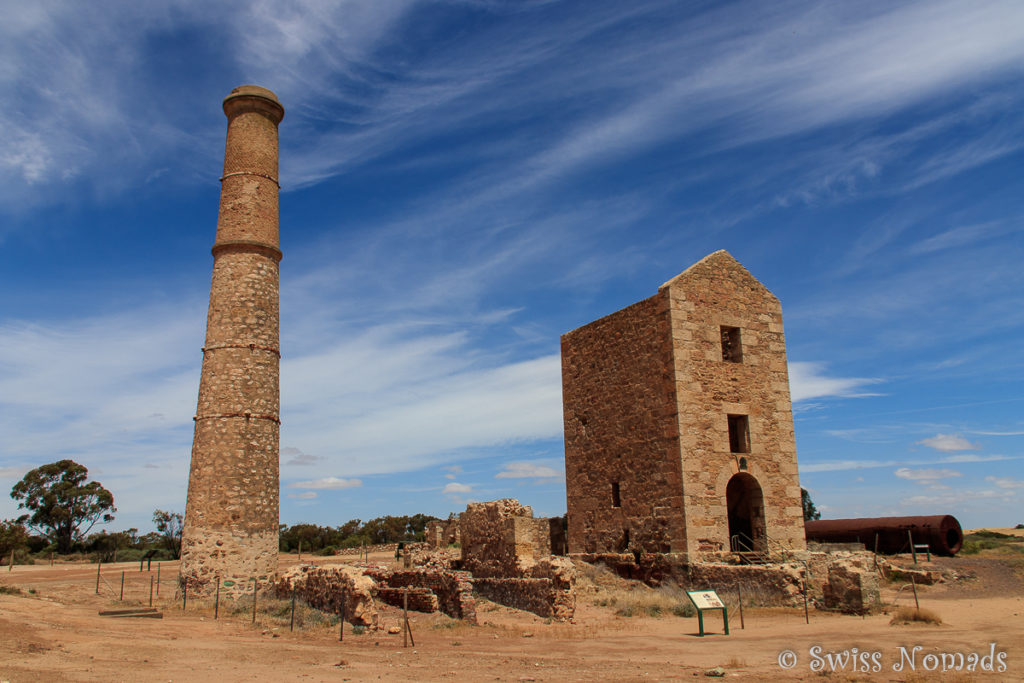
left=287, top=477, right=362, bottom=491
left=985, top=476, right=1024, bottom=490
left=495, top=461, right=562, bottom=480
left=282, top=447, right=323, bottom=466
left=800, top=454, right=1016, bottom=473
left=788, top=362, right=881, bottom=402
left=910, top=220, right=1019, bottom=254
left=442, top=482, right=472, bottom=494
left=895, top=467, right=962, bottom=482
left=917, top=434, right=980, bottom=452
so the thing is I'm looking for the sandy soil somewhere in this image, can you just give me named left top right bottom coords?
left=2, top=546, right=1023, bottom=682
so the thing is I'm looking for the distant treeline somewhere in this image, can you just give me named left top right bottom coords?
left=279, top=514, right=441, bottom=553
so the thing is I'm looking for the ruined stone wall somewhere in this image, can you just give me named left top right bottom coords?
left=460, top=499, right=549, bottom=576
left=473, top=577, right=575, bottom=620
left=425, top=520, right=461, bottom=549
left=273, top=566, right=378, bottom=626
left=661, top=251, right=805, bottom=559
left=548, top=517, right=568, bottom=556
left=572, top=553, right=805, bottom=606
left=365, top=568, right=477, bottom=623
left=561, top=294, right=685, bottom=554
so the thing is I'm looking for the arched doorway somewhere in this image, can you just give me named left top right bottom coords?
left=727, top=473, right=766, bottom=552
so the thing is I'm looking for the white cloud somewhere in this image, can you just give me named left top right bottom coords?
left=288, top=491, right=318, bottom=500
left=800, top=454, right=1016, bottom=473
left=894, top=467, right=962, bottom=482
left=917, top=433, right=980, bottom=452
left=788, top=361, right=881, bottom=402
left=282, top=447, right=323, bottom=466
left=901, top=487, right=1018, bottom=508
left=495, top=462, right=563, bottom=480
left=442, top=482, right=473, bottom=494
left=985, top=476, right=1024, bottom=490
left=286, top=477, right=362, bottom=490
left=443, top=465, right=463, bottom=480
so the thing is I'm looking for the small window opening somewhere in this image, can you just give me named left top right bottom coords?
left=611, top=482, right=621, bottom=508
left=623, top=528, right=630, bottom=547
left=728, top=415, right=750, bottom=453
left=721, top=326, right=743, bottom=363
left=739, top=457, right=748, bottom=471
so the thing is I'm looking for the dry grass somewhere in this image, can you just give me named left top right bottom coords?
left=889, top=606, right=942, bottom=625
left=575, top=562, right=695, bottom=618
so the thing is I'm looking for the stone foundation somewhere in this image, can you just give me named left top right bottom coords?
left=364, top=568, right=477, bottom=624
left=823, top=564, right=880, bottom=614
left=180, top=528, right=278, bottom=594
left=273, top=566, right=378, bottom=626
left=571, top=553, right=807, bottom=606
left=473, top=577, right=575, bottom=620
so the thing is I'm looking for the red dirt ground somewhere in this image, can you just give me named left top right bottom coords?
left=2, top=546, right=1022, bottom=682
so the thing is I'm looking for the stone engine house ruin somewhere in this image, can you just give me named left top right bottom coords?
left=561, top=250, right=806, bottom=561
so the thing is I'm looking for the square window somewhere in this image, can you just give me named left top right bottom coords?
left=721, top=326, right=743, bottom=363
left=727, top=415, right=750, bottom=453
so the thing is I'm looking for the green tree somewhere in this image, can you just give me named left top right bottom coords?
left=10, top=460, right=115, bottom=554
left=0, top=519, right=29, bottom=563
left=153, top=510, right=183, bottom=559
left=801, top=488, right=821, bottom=521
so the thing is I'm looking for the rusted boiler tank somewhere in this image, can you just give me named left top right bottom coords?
left=805, top=515, right=963, bottom=556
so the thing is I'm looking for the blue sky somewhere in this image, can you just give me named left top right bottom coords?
left=1, top=0, right=1022, bottom=534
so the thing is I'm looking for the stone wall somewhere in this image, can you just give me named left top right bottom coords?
left=473, top=577, right=575, bottom=620
left=572, top=553, right=806, bottom=606
left=425, top=520, right=461, bottom=549
left=458, top=500, right=577, bottom=620
left=364, top=568, right=477, bottom=624
left=823, top=565, right=880, bottom=614
left=273, top=566, right=378, bottom=626
left=562, top=293, right=683, bottom=555
left=561, top=251, right=806, bottom=561
left=460, top=499, right=548, bottom=576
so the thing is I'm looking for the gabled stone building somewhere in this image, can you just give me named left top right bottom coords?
left=561, top=250, right=805, bottom=562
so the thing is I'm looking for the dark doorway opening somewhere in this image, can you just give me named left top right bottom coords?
left=727, top=473, right=765, bottom=552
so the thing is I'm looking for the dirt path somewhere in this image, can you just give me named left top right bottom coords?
left=2, top=559, right=1023, bottom=681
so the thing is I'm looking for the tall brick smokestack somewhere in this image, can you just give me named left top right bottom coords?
left=181, top=86, right=284, bottom=592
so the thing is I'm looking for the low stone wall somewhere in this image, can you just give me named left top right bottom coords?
left=473, top=577, right=575, bottom=620
left=823, top=564, right=880, bottom=614
left=273, top=566, right=378, bottom=626
left=332, top=542, right=428, bottom=556
left=365, top=568, right=477, bottom=624
left=571, top=553, right=807, bottom=606
left=375, top=587, right=440, bottom=613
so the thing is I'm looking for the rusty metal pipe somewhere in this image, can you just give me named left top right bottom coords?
left=805, top=515, right=963, bottom=556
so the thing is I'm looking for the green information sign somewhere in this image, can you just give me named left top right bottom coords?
left=686, top=590, right=729, bottom=637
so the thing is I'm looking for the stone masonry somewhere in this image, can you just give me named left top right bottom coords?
left=561, top=251, right=805, bottom=561
left=459, top=499, right=551, bottom=577
left=458, top=499, right=576, bottom=621
left=180, top=86, right=285, bottom=592
left=425, top=518, right=461, bottom=549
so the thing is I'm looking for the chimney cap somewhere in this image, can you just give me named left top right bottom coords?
left=225, top=85, right=280, bottom=104
left=223, top=85, right=284, bottom=122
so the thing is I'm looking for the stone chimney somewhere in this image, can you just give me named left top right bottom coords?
left=180, top=85, right=284, bottom=592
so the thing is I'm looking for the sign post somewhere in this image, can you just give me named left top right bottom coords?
left=686, top=590, right=729, bottom=637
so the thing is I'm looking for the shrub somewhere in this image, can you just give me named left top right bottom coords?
left=889, top=606, right=942, bottom=625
